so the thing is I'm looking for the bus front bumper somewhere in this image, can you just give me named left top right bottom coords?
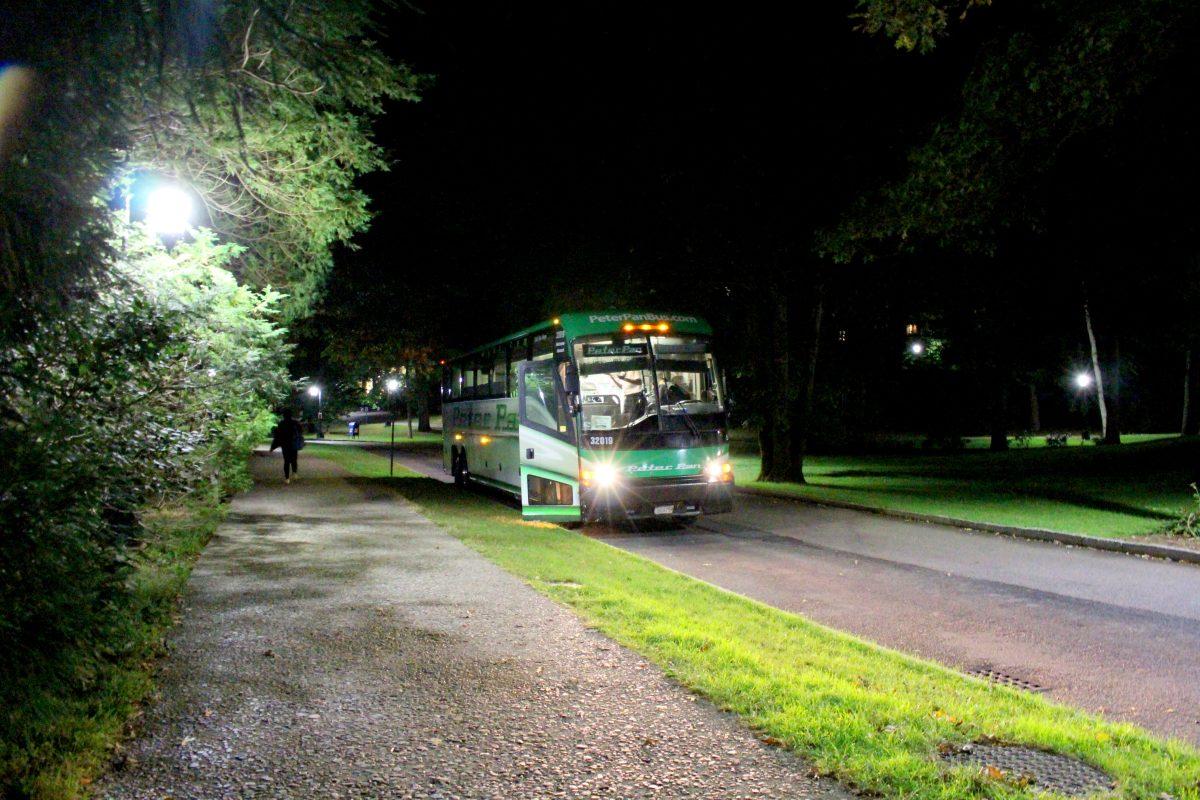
left=582, top=477, right=734, bottom=520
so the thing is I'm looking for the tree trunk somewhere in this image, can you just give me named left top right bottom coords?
left=787, top=282, right=825, bottom=482
left=1182, top=347, right=1197, bottom=436
left=1027, top=382, right=1040, bottom=433
left=989, top=374, right=1008, bottom=451
left=1104, top=337, right=1122, bottom=445
left=417, top=379, right=432, bottom=432
left=757, top=285, right=792, bottom=482
left=1083, top=297, right=1110, bottom=441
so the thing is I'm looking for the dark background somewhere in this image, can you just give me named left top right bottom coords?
left=295, top=1, right=1198, bottom=439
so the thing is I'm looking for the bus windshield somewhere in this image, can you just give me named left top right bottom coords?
left=574, top=335, right=723, bottom=433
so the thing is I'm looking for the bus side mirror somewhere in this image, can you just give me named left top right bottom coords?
left=564, top=362, right=581, bottom=395
left=563, top=363, right=581, bottom=415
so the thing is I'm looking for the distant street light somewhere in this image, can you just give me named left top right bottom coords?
left=386, top=378, right=400, bottom=476
left=910, top=341, right=924, bottom=355
left=307, top=384, right=323, bottom=438
left=1074, top=372, right=1093, bottom=390
left=144, top=184, right=194, bottom=236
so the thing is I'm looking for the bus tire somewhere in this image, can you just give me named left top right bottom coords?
left=451, top=447, right=468, bottom=487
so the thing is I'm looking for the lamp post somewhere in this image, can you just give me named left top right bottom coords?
left=307, top=384, right=323, bottom=438
left=386, top=377, right=401, bottom=476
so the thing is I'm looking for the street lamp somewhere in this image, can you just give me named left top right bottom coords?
left=307, top=384, right=323, bottom=438
left=910, top=341, right=925, bottom=356
left=386, top=378, right=400, bottom=476
left=144, top=184, right=194, bottom=237
left=1074, top=372, right=1093, bottom=390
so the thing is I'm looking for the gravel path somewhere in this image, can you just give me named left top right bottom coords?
left=99, top=454, right=848, bottom=799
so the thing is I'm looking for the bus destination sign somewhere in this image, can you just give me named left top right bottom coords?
left=584, top=343, right=648, bottom=357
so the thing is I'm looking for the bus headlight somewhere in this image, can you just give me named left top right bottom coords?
left=583, top=464, right=618, bottom=488
left=705, top=460, right=733, bottom=483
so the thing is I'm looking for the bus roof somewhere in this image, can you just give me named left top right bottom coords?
left=448, top=311, right=713, bottom=363
left=558, top=311, right=712, bottom=340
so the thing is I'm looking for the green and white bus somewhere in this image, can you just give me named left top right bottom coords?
left=442, top=312, right=734, bottom=524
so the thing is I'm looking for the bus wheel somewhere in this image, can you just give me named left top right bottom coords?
left=452, top=449, right=468, bottom=487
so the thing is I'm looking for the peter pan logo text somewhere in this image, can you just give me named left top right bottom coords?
left=452, top=403, right=518, bottom=432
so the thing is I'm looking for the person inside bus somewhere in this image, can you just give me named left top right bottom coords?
left=611, top=372, right=648, bottom=420
left=658, top=375, right=691, bottom=405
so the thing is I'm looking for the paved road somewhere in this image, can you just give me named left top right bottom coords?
left=101, top=454, right=848, bottom=799
left=389, top=446, right=1200, bottom=745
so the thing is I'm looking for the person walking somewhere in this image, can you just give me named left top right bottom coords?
left=270, top=409, right=305, bottom=484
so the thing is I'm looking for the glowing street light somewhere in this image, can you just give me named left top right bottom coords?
left=386, top=377, right=401, bottom=476
left=306, top=384, right=323, bottom=438
left=1074, top=372, right=1093, bottom=390
left=910, top=341, right=925, bottom=356
left=144, top=184, right=194, bottom=236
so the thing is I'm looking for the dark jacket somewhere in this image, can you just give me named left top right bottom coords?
left=270, top=419, right=304, bottom=453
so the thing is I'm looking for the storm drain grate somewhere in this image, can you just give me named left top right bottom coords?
left=942, top=744, right=1114, bottom=797
left=965, top=666, right=1048, bottom=694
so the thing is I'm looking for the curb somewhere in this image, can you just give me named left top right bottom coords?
left=735, top=486, right=1200, bottom=566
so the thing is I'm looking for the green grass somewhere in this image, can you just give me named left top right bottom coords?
left=319, top=417, right=442, bottom=444
left=0, top=496, right=225, bottom=799
left=732, top=435, right=1199, bottom=539
left=310, top=443, right=1200, bottom=800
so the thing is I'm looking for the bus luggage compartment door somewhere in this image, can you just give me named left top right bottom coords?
left=517, top=360, right=582, bottom=523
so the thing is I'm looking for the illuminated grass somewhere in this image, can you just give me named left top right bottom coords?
left=311, top=444, right=1200, bottom=800
left=1, top=498, right=224, bottom=799
left=318, top=418, right=442, bottom=444
left=731, top=436, right=1199, bottom=539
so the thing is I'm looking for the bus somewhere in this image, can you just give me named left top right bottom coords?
left=441, top=311, right=733, bottom=524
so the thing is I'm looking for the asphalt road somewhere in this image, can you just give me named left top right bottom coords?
left=387, top=444, right=1200, bottom=746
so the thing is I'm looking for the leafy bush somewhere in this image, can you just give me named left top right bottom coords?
left=0, top=229, right=288, bottom=794
left=1171, top=483, right=1200, bottom=538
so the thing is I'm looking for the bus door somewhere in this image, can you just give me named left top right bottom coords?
left=517, top=360, right=582, bottom=522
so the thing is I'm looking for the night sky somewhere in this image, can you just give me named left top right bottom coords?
left=296, top=2, right=1198, bottom=430
left=321, top=2, right=971, bottom=348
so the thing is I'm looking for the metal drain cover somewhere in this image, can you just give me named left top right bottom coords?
left=942, top=744, right=1114, bottom=796
left=965, top=666, right=1047, bottom=693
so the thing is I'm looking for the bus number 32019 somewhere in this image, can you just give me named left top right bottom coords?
left=589, top=435, right=614, bottom=446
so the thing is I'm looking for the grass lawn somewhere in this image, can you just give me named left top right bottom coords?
left=318, top=417, right=442, bottom=444
left=731, top=435, right=1199, bottom=539
left=310, top=443, right=1200, bottom=800
left=1, top=496, right=225, bottom=799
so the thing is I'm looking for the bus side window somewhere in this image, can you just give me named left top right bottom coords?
left=450, top=366, right=462, bottom=399
left=477, top=356, right=492, bottom=399
left=463, top=363, right=476, bottom=398
left=532, top=332, right=553, bottom=361
left=492, top=349, right=507, bottom=396
left=507, top=341, right=522, bottom=397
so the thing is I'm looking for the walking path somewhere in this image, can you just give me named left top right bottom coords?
left=100, top=454, right=847, bottom=799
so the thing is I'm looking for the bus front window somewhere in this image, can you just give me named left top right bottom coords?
left=652, top=337, right=723, bottom=416
left=574, top=341, right=655, bottom=432
left=574, top=336, right=723, bottom=433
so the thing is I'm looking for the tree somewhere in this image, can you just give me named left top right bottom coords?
left=1, top=0, right=420, bottom=333
left=819, top=0, right=1200, bottom=449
